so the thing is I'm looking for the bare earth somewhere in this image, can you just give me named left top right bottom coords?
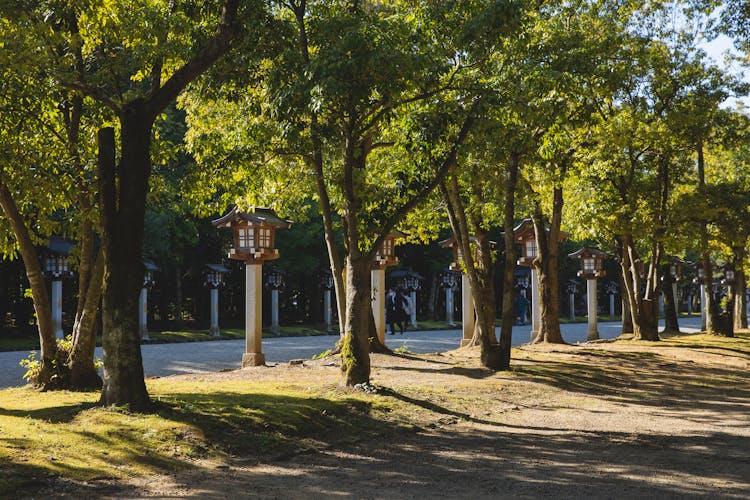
left=68, top=340, right=750, bottom=498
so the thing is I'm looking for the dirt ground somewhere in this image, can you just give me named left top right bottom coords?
left=49, top=339, right=750, bottom=499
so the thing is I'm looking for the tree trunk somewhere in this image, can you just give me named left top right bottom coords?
left=0, top=179, right=58, bottom=387
left=98, top=123, right=151, bottom=410
left=499, top=152, right=520, bottom=370
left=440, top=175, right=502, bottom=369
left=68, top=247, right=104, bottom=389
left=661, top=264, right=680, bottom=334
left=340, top=256, right=372, bottom=386
left=733, top=248, right=747, bottom=330
left=531, top=198, right=564, bottom=344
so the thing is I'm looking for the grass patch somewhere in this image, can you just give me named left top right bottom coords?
left=0, top=378, right=389, bottom=497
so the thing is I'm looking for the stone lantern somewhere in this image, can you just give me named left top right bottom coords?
left=565, top=279, right=579, bottom=322
left=692, top=261, right=707, bottom=331
left=605, top=281, right=619, bottom=318
left=661, top=257, right=684, bottom=317
left=513, top=218, right=540, bottom=341
left=43, top=237, right=74, bottom=339
left=139, top=261, right=158, bottom=341
left=213, top=206, right=292, bottom=366
left=568, top=246, right=607, bottom=341
left=318, top=269, right=335, bottom=332
left=389, top=267, right=424, bottom=328
left=205, top=263, right=230, bottom=338
left=371, top=231, right=404, bottom=344
left=264, top=267, right=285, bottom=335
left=439, top=270, right=460, bottom=326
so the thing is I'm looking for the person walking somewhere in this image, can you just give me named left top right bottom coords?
left=386, top=288, right=398, bottom=335
left=394, top=288, right=409, bottom=334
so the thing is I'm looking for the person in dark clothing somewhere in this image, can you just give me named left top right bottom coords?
left=386, top=288, right=398, bottom=335
left=394, top=288, right=409, bottom=334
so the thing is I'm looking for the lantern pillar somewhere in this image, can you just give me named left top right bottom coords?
left=243, top=263, right=265, bottom=366
left=461, top=273, right=474, bottom=347
left=371, top=268, right=386, bottom=344
left=700, top=284, right=707, bottom=331
left=609, top=291, right=616, bottom=318
left=569, top=289, right=576, bottom=321
left=409, top=289, right=417, bottom=328
left=271, top=288, right=280, bottom=334
left=445, top=286, right=455, bottom=326
left=323, top=289, right=332, bottom=332
left=209, top=287, right=220, bottom=338
left=139, top=287, right=149, bottom=340
left=52, top=279, right=63, bottom=339
left=530, top=268, right=540, bottom=342
left=686, top=288, right=694, bottom=315
left=586, top=278, right=599, bottom=340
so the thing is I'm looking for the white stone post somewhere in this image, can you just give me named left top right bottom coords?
left=445, top=287, right=455, bottom=326
left=700, top=284, right=707, bottom=331
left=569, top=292, right=575, bottom=321
left=461, top=273, right=474, bottom=347
left=271, top=288, right=280, bottom=334
left=139, top=287, right=150, bottom=340
left=371, top=268, right=386, bottom=344
left=323, top=289, right=332, bottom=332
left=52, top=279, right=63, bottom=339
left=530, top=268, right=540, bottom=342
left=687, top=291, right=694, bottom=315
left=609, top=292, right=615, bottom=318
left=410, top=290, right=417, bottom=328
left=243, top=263, right=265, bottom=367
left=586, top=278, right=599, bottom=340
left=658, top=294, right=664, bottom=317
left=209, top=287, right=220, bottom=338
left=672, top=283, right=679, bottom=314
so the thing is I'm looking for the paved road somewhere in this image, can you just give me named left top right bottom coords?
left=0, top=317, right=702, bottom=389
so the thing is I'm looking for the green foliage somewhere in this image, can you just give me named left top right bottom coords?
left=19, top=336, right=103, bottom=388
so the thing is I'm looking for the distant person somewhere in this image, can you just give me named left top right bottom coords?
left=394, top=288, right=409, bottom=334
left=517, top=291, right=529, bottom=325
left=386, top=288, right=398, bottom=335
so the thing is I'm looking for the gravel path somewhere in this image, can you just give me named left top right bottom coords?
left=0, top=317, right=702, bottom=388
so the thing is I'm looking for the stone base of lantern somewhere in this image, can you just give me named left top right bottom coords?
left=209, top=326, right=221, bottom=339
left=242, top=352, right=266, bottom=367
left=460, top=338, right=473, bottom=348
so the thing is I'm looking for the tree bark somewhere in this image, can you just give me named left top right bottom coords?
left=734, top=247, right=747, bottom=330
left=68, top=247, right=104, bottom=389
left=98, top=124, right=151, bottom=410
left=531, top=197, right=564, bottom=344
left=0, top=179, right=58, bottom=387
left=340, top=255, right=373, bottom=385
left=661, top=263, right=680, bottom=334
left=441, top=175, right=502, bottom=370
left=499, top=152, right=520, bottom=369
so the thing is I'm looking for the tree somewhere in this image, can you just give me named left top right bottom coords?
left=183, top=0, right=519, bottom=385
left=37, top=0, right=250, bottom=409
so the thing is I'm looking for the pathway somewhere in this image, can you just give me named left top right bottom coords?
left=0, top=317, right=702, bottom=389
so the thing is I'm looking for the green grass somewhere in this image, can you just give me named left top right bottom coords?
left=0, top=379, right=388, bottom=496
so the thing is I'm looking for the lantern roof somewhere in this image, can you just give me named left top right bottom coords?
left=567, top=246, right=609, bottom=260
left=206, top=263, right=230, bottom=274
left=144, top=261, right=159, bottom=272
left=45, top=236, right=75, bottom=256
left=212, top=206, right=292, bottom=229
left=388, top=267, right=425, bottom=281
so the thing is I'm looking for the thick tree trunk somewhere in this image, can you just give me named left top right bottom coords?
left=0, top=180, right=58, bottom=387
left=340, top=256, right=372, bottom=386
left=68, top=247, right=104, bottom=390
left=98, top=122, right=151, bottom=410
left=531, top=199, right=564, bottom=344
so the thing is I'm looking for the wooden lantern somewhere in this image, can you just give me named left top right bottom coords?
left=212, top=207, right=292, bottom=263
